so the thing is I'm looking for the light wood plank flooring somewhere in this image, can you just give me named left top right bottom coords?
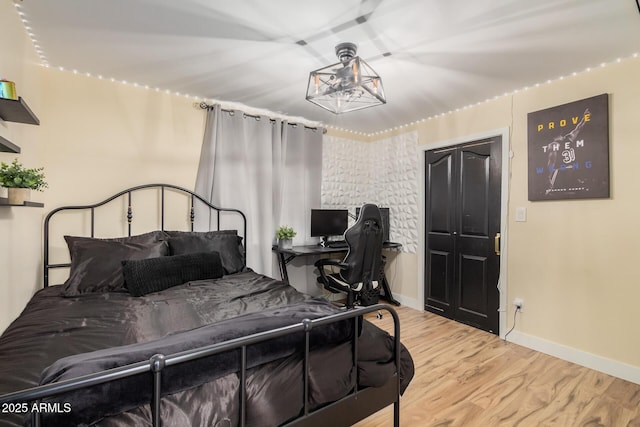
left=354, top=305, right=640, bottom=427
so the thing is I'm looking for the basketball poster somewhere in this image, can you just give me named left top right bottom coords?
left=527, top=94, right=610, bottom=201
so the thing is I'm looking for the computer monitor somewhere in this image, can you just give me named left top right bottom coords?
left=355, top=206, right=390, bottom=242
left=310, top=209, right=349, bottom=242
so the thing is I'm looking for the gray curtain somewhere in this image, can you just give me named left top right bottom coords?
left=195, top=105, right=323, bottom=276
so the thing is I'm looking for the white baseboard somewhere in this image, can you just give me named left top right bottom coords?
left=385, top=295, right=640, bottom=385
left=507, top=330, right=640, bottom=385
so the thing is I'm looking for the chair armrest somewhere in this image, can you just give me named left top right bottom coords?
left=314, top=258, right=348, bottom=285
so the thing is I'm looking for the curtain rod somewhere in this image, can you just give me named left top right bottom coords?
left=199, top=102, right=326, bottom=134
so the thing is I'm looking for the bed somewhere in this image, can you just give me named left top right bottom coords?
left=0, top=184, right=414, bottom=427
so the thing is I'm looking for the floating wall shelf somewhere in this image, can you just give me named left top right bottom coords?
left=0, top=197, right=44, bottom=208
left=0, top=97, right=40, bottom=125
left=0, top=97, right=41, bottom=205
left=0, top=135, right=20, bottom=153
left=0, top=97, right=40, bottom=153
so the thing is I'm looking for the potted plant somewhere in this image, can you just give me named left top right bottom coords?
left=276, top=225, right=296, bottom=250
left=0, top=158, right=48, bottom=205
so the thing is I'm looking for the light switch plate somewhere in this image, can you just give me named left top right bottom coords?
left=515, top=207, right=527, bottom=222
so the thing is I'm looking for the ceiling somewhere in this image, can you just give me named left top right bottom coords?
left=15, top=0, right=640, bottom=134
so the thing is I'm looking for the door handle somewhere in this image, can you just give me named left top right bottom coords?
left=494, top=232, right=501, bottom=255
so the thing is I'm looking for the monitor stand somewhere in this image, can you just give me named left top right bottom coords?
left=319, top=236, right=330, bottom=247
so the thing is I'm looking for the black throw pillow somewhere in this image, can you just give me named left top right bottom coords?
left=123, top=251, right=224, bottom=297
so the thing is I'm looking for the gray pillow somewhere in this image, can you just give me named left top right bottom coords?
left=64, top=231, right=166, bottom=260
left=162, top=230, right=238, bottom=239
left=165, top=230, right=245, bottom=275
left=123, top=252, right=224, bottom=297
left=62, top=240, right=169, bottom=297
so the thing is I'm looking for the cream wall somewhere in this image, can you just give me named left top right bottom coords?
left=0, top=2, right=206, bottom=331
left=0, top=0, right=46, bottom=333
left=39, top=70, right=204, bottom=207
left=412, top=57, right=640, bottom=381
left=504, top=60, right=640, bottom=377
left=39, top=71, right=206, bottom=286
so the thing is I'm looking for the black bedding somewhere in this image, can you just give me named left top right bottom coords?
left=0, top=271, right=413, bottom=427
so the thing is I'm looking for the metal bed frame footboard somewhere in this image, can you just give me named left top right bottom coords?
left=43, top=183, right=247, bottom=287
left=0, top=304, right=401, bottom=427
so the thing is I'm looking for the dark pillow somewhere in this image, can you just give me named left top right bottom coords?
left=62, top=240, right=169, bottom=297
left=64, top=231, right=165, bottom=260
left=165, top=231, right=245, bottom=275
left=162, top=230, right=238, bottom=239
left=123, top=252, right=224, bottom=297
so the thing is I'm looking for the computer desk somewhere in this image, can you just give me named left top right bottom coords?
left=272, top=241, right=402, bottom=306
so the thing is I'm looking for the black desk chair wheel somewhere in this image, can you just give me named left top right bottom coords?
left=315, top=204, right=384, bottom=308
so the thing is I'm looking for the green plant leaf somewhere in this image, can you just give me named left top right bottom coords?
left=276, top=225, right=297, bottom=239
left=0, top=158, right=48, bottom=191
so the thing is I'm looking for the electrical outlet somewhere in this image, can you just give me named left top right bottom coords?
left=513, top=298, right=524, bottom=312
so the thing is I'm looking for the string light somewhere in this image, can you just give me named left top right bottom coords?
left=15, top=2, right=48, bottom=65
left=360, top=52, right=640, bottom=137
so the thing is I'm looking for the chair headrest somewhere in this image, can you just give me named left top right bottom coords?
left=356, top=204, right=382, bottom=224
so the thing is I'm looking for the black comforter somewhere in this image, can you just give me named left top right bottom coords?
left=0, top=271, right=413, bottom=426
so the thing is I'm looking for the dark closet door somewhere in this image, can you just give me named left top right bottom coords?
left=424, top=137, right=502, bottom=334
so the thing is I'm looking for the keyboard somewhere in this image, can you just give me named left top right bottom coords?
left=327, top=240, right=348, bottom=248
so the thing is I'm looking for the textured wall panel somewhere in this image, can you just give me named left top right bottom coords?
left=322, top=132, right=419, bottom=253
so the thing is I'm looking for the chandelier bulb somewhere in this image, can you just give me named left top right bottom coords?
left=352, top=62, right=359, bottom=84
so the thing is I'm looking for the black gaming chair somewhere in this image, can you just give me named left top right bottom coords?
left=315, top=204, right=384, bottom=308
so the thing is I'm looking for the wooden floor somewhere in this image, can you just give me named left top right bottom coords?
left=353, top=305, right=640, bottom=427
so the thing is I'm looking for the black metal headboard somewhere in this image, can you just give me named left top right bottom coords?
left=43, top=183, right=247, bottom=287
